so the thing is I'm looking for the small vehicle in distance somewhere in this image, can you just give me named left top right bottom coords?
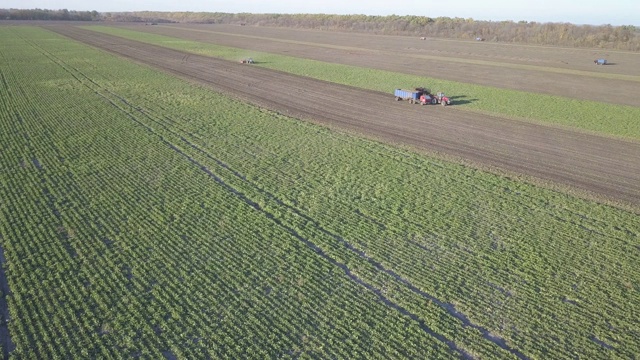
left=594, top=59, right=607, bottom=65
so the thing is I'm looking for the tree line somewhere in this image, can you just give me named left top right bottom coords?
left=1, top=8, right=99, bottom=21
left=2, top=9, right=639, bottom=50
left=100, top=12, right=640, bottom=51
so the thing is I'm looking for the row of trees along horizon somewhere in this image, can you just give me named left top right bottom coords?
left=2, top=8, right=639, bottom=51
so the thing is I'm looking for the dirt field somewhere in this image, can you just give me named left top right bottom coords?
left=45, top=25, right=640, bottom=207
left=116, top=23, right=640, bottom=107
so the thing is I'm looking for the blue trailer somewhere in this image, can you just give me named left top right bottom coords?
left=594, top=59, right=607, bottom=65
left=394, top=89, right=421, bottom=103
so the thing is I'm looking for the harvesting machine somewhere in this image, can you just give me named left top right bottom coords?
left=394, top=87, right=451, bottom=106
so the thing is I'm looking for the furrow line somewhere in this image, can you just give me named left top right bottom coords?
left=43, top=26, right=528, bottom=357
left=97, top=90, right=472, bottom=358
left=42, top=47, right=473, bottom=355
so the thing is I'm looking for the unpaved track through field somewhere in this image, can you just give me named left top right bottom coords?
left=117, top=23, right=640, bottom=107
left=47, top=26, right=640, bottom=207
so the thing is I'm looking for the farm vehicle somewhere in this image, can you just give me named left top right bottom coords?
left=394, top=88, right=451, bottom=106
left=240, top=58, right=254, bottom=64
left=594, top=58, right=607, bottom=65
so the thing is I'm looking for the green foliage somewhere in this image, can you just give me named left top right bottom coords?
left=0, top=8, right=97, bottom=21
left=86, top=26, right=640, bottom=140
left=1, top=26, right=639, bottom=359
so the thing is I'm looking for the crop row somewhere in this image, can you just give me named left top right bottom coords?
left=42, top=28, right=515, bottom=359
left=0, top=27, right=460, bottom=359
left=76, top=26, right=640, bottom=358
left=1, top=26, right=639, bottom=359
left=94, top=26, right=638, bottom=357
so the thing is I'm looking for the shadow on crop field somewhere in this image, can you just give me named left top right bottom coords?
left=450, top=95, right=478, bottom=105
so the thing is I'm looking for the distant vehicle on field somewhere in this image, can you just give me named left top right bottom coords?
left=240, top=58, right=254, bottom=64
left=594, top=59, right=608, bottom=65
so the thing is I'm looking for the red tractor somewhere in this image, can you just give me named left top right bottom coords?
left=434, top=92, right=451, bottom=106
left=418, top=90, right=451, bottom=106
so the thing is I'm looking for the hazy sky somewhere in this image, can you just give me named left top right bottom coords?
left=4, top=0, right=639, bottom=25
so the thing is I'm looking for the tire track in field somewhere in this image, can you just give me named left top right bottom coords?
left=39, top=27, right=527, bottom=358
left=45, top=24, right=640, bottom=356
left=98, top=87, right=477, bottom=360
left=104, top=82, right=526, bottom=358
left=30, top=38, right=475, bottom=358
left=164, top=129, right=527, bottom=358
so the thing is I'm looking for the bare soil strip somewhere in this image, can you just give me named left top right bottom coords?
left=46, top=26, right=640, bottom=208
left=160, top=25, right=640, bottom=82
left=120, top=23, right=640, bottom=107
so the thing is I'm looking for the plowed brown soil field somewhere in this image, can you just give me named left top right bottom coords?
left=116, top=23, right=640, bottom=107
left=46, top=25, right=640, bottom=207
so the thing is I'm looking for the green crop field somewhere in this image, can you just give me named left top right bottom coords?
left=85, top=25, right=640, bottom=141
left=0, top=26, right=639, bottom=359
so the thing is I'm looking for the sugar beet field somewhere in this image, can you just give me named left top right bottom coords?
left=0, top=25, right=639, bottom=359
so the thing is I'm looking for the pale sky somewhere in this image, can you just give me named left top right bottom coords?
left=4, top=0, right=639, bottom=26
